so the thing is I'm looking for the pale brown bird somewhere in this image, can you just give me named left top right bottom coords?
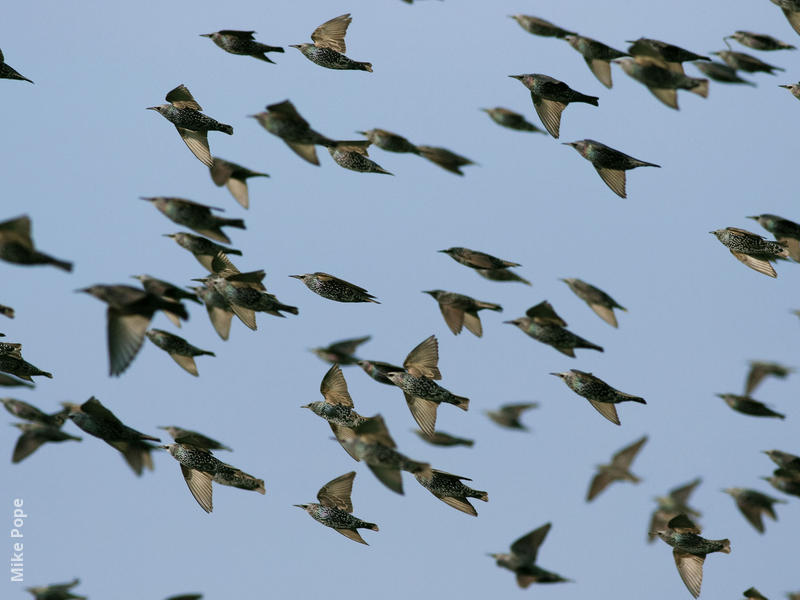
left=587, top=436, right=647, bottom=501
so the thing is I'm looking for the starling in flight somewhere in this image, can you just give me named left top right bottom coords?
left=311, top=335, right=371, bottom=365
left=505, top=300, right=603, bottom=357
left=423, top=290, right=502, bottom=337
left=509, top=73, right=598, bottom=138
left=481, top=107, right=544, bottom=133
left=747, top=213, right=800, bottom=261
left=290, top=272, right=379, bottom=303
left=744, top=361, right=793, bottom=396
left=561, top=277, right=626, bottom=327
left=586, top=435, right=647, bottom=501
left=726, top=31, right=796, bottom=51
left=551, top=370, right=646, bottom=425
left=648, top=478, right=703, bottom=543
left=615, top=57, right=709, bottom=110
left=0, top=215, right=72, bottom=271
left=159, top=425, right=232, bottom=451
left=564, top=139, right=660, bottom=198
left=565, top=34, right=629, bottom=88
left=710, top=227, right=789, bottom=277
left=716, top=393, right=785, bottom=419
left=711, top=50, right=785, bottom=74
left=141, top=197, right=244, bottom=244
left=626, top=38, right=710, bottom=73
left=146, top=329, right=215, bottom=376
left=489, top=523, right=571, bottom=588
left=200, top=30, right=283, bottom=63
left=209, top=158, right=269, bottom=209
left=290, top=14, right=372, bottom=72
left=164, top=232, right=242, bottom=272
left=509, top=15, right=575, bottom=39
left=485, top=402, right=538, bottom=431
left=414, top=469, right=488, bottom=516
left=723, top=487, right=786, bottom=533
left=416, top=145, right=476, bottom=175
left=694, top=61, right=755, bottom=86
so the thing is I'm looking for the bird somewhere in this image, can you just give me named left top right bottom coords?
left=141, top=197, right=244, bottom=244
left=747, top=214, right=800, bottom=261
left=146, top=329, right=215, bottom=376
left=648, top=478, right=703, bottom=543
left=615, top=57, right=708, bottom=110
left=744, top=361, right=793, bottom=396
left=770, top=0, right=800, bottom=36
left=716, top=394, right=785, bottom=419
left=587, top=436, right=647, bottom=501
left=711, top=50, right=784, bottom=74
left=290, top=272, right=379, bottom=303
left=10, top=422, right=81, bottom=464
left=726, top=31, right=796, bottom=51
left=1, top=398, right=66, bottom=426
left=78, top=284, right=188, bottom=376
left=723, top=487, right=786, bottom=533
left=212, top=461, right=266, bottom=493
left=710, top=227, right=790, bottom=277
left=509, top=74, right=598, bottom=138
left=743, top=588, right=769, bottom=600
left=189, top=282, right=234, bottom=341
left=358, top=128, right=419, bottom=153
left=763, top=469, right=800, bottom=498
left=0, top=373, right=33, bottom=388
left=565, top=34, right=628, bottom=88
left=476, top=268, right=531, bottom=285
left=508, top=15, right=575, bottom=38
left=357, top=359, right=405, bottom=386
left=200, top=30, right=283, bottom=63
left=763, top=449, right=800, bottom=474
left=780, top=81, right=800, bottom=99
left=131, top=274, right=201, bottom=306
left=294, top=471, right=378, bottom=544
left=0, top=304, right=13, bottom=318
left=0, top=48, right=32, bottom=83
left=311, top=335, right=371, bottom=365
left=164, top=232, right=242, bottom=272
left=489, top=523, right=571, bottom=588
left=504, top=300, right=603, bottom=357
left=653, top=514, right=730, bottom=598
left=25, top=579, right=86, bottom=600
left=423, top=290, right=502, bottom=337
left=626, top=38, right=710, bottom=73
left=414, top=469, right=488, bottom=516
left=0, top=355, right=52, bottom=382
left=481, top=107, right=545, bottom=133
left=564, top=139, right=660, bottom=198
left=290, top=14, right=372, bottom=72
left=694, top=61, right=755, bottom=86
left=439, top=246, right=521, bottom=271
left=327, top=144, right=393, bottom=174
left=561, top=278, right=626, bottom=327
left=485, top=403, right=538, bottom=430
left=0, top=215, right=72, bottom=271
left=147, top=84, right=233, bottom=167
left=209, top=158, right=269, bottom=209
left=551, top=370, right=646, bottom=425
left=416, top=145, right=476, bottom=175
left=413, top=430, right=474, bottom=447
left=159, top=425, right=232, bottom=451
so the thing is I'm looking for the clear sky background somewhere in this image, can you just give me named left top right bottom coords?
left=2, top=0, right=799, bottom=598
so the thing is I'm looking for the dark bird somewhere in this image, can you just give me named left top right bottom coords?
left=743, top=588, right=769, bottom=600
left=290, top=14, right=372, bottom=72
left=148, top=84, right=233, bottom=167
left=723, top=487, right=786, bottom=533
left=415, top=469, right=488, bottom=516
left=416, top=145, right=476, bottom=175
left=481, top=107, right=545, bottom=133
left=564, top=139, right=660, bottom=198
left=615, top=57, right=708, bottom=110
left=770, top=0, right=800, bottom=36
left=712, top=50, right=785, bottom=74
left=209, top=158, right=269, bottom=209
left=26, top=579, right=86, bottom=600
left=295, top=471, right=378, bottom=544
left=2, top=397, right=66, bottom=426
left=565, top=34, right=628, bottom=88
left=653, top=514, right=731, bottom=599
left=505, top=300, right=603, bottom=357
left=200, top=30, right=283, bottom=63
left=357, top=359, right=405, bottom=386
left=561, top=277, right=626, bottom=327
left=694, top=61, right=755, bottom=85
left=551, top=370, right=646, bottom=426
left=509, top=73, right=598, bottom=138
left=423, top=290, right=502, bottom=337
left=747, top=213, right=800, bottom=261
left=486, top=402, right=538, bottom=430
left=711, top=227, right=789, bottom=277
left=190, top=282, right=234, bottom=340
left=763, top=449, right=800, bottom=474
left=745, top=361, right=793, bottom=396
left=11, top=422, right=81, bottom=464
left=780, top=81, right=800, bottom=99
left=290, top=272, right=379, bottom=303
left=0, top=304, right=13, bottom=318
left=0, top=341, right=20, bottom=358
left=328, top=144, right=393, bottom=174
left=587, top=436, right=647, bottom=501
left=0, top=48, right=32, bottom=83
left=626, top=38, right=710, bottom=73
left=358, top=128, right=419, bottom=153
left=763, top=469, right=800, bottom=498
left=64, top=397, right=160, bottom=475
left=311, top=335, right=371, bottom=365
left=0, top=355, right=52, bottom=381
left=131, top=274, right=201, bottom=305
left=509, top=15, right=575, bottom=38
left=439, top=246, right=521, bottom=270
left=726, top=31, right=795, bottom=50
left=0, top=215, right=72, bottom=271
left=0, top=373, right=33, bottom=388
left=648, top=478, right=703, bottom=543
left=141, top=197, right=244, bottom=244
left=146, top=329, right=215, bottom=376
left=476, top=267, right=531, bottom=285
left=159, top=425, right=232, bottom=451
left=717, top=393, right=785, bottom=419
left=489, top=523, right=571, bottom=588
left=413, top=430, right=474, bottom=447
left=164, top=232, right=242, bottom=272
left=212, top=461, right=265, bottom=493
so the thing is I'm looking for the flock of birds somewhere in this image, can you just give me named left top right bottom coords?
left=3, top=2, right=800, bottom=599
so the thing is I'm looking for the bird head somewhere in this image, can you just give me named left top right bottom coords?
left=549, top=372, right=568, bottom=380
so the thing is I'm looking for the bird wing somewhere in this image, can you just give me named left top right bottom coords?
left=191, top=226, right=230, bottom=245
left=283, top=141, right=320, bottom=165
left=180, top=465, right=214, bottom=513
left=403, top=334, right=441, bottom=379
left=206, top=305, right=232, bottom=341
left=320, top=364, right=353, bottom=407
left=210, top=158, right=234, bottom=186
left=405, top=393, right=438, bottom=438
left=500, top=403, right=538, bottom=419
left=366, top=463, right=403, bottom=494
left=586, top=57, right=613, bottom=88
left=510, top=522, right=551, bottom=563
left=0, top=215, right=33, bottom=248
left=531, top=95, right=566, bottom=138
left=169, top=353, right=199, bottom=376
left=438, top=303, right=465, bottom=335
left=525, top=300, right=567, bottom=326
left=775, top=235, right=800, bottom=261
left=612, top=435, right=648, bottom=469
left=735, top=498, right=765, bottom=533
left=670, top=478, right=702, bottom=506
left=107, top=310, right=151, bottom=376
left=462, top=311, right=483, bottom=337
left=587, top=302, right=618, bottom=327
left=784, top=9, right=800, bottom=36
left=329, top=335, right=371, bottom=356
left=267, top=100, right=308, bottom=125
left=594, top=167, right=627, bottom=198
left=329, top=423, right=359, bottom=461
left=587, top=399, right=621, bottom=425
left=729, top=250, right=777, bottom=278
left=166, top=84, right=202, bottom=110
left=317, top=470, right=355, bottom=511
left=437, top=495, right=477, bottom=516
left=175, top=127, right=213, bottom=167
left=667, top=514, right=701, bottom=533
left=647, top=86, right=679, bottom=110
left=334, top=528, right=368, bottom=544
left=12, top=431, right=46, bottom=463
left=225, top=178, right=250, bottom=209
left=516, top=573, right=537, bottom=589
left=354, top=415, right=396, bottom=448
left=229, top=304, right=257, bottom=330
left=587, top=469, right=616, bottom=501
left=648, top=509, right=670, bottom=543
left=311, top=13, right=352, bottom=52
left=673, top=551, right=704, bottom=598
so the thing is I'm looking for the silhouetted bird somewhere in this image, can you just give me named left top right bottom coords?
left=486, top=402, right=538, bottom=430
left=311, top=335, right=371, bottom=365
left=712, top=50, right=785, bottom=74
left=295, top=471, right=378, bottom=544
left=780, top=81, right=800, bottom=98
left=743, top=588, right=769, bottom=600
left=0, top=355, right=52, bottom=381
left=653, top=514, right=730, bottom=599
left=716, top=394, right=785, bottom=419
left=357, top=359, right=405, bottom=385
left=26, top=579, right=85, bottom=600
left=587, top=436, right=647, bottom=501
left=328, top=144, right=392, bottom=174
left=565, top=35, right=628, bottom=88
left=710, top=227, right=789, bottom=277
left=763, top=449, right=800, bottom=474
left=159, top=425, right=232, bottom=451
left=200, top=30, right=283, bottom=63
left=11, top=422, right=81, bottom=464
left=509, top=15, right=575, bottom=38
left=505, top=300, right=603, bottom=357
left=723, top=487, right=786, bottom=533
left=564, top=139, right=660, bottom=198
left=358, top=128, right=419, bottom=153
left=0, top=304, right=13, bottom=318
left=551, top=370, right=646, bottom=425
left=413, top=429, right=474, bottom=447
left=146, top=329, right=215, bottom=376
left=694, top=61, right=755, bottom=86
left=615, top=57, right=708, bottom=110
left=439, top=246, right=521, bottom=270
left=763, top=469, right=800, bottom=498
left=141, top=197, right=244, bottom=244
left=416, top=145, right=475, bottom=175
left=209, top=158, right=269, bottom=209
left=423, top=290, right=502, bottom=337
left=189, top=283, right=234, bottom=340
left=727, top=31, right=795, bottom=50
left=415, top=469, right=488, bottom=516
left=290, top=272, right=379, bottom=303
left=481, top=107, right=544, bottom=133
left=745, top=361, right=793, bottom=395
left=489, top=523, right=571, bottom=588
left=0, top=49, right=32, bottom=83
left=132, top=274, right=201, bottom=305
left=648, top=478, right=703, bottom=543
left=291, top=14, right=372, bottom=72
left=164, top=232, right=242, bottom=272
left=148, top=84, right=233, bottom=167
left=0, top=215, right=72, bottom=271
left=561, top=278, right=626, bottom=327
left=626, top=38, right=709, bottom=73
left=509, top=74, right=598, bottom=138
left=770, top=0, right=800, bottom=36
left=747, top=213, right=800, bottom=261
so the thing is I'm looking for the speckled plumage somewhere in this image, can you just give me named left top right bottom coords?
left=747, top=214, right=800, bottom=261
left=414, top=469, right=488, bottom=516
left=711, top=227, right=789, bottom=277
left=648, top=478, right=703, bottom=544
left=290, top=272, right=379, bottom=303
left=201, top=30, right=283, bottom=63
left=564, top=139, right=660, bottom=198
left=328, top=145, right=392, bottom=174
left=0, top=355, right=52, bottom=381
left=551, top=370, right=646, bottom=426
left=290, top=14, right=372, bottom=72
left=505, top=315, right=603, bottom=357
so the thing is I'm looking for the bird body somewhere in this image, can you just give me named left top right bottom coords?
left=616, top=57, right=708, bottom=109
left=423, top=290, right=502, bottom=337
left=481, top=107, right=544, bottom=133
left=564, top=139, right=660, bottom=198
left=146, top=329, right=215, bottom=376
left=649, top=478, right=703, bottom=543
left=142, top=197, right=244, bottom=244
left=327, top=145, right=392, bottom=174
left=439, top=247, right=520, bottom=270
left=505, top=314, right=603, bottom=357
left=587, top=436, right=647, bottom=501
left=290, top=272, right=379, bottom=303
left=510, top=73, right=598, bottom=138
left=748, top=213, right=800, bottom=261
left=311, top=335, right=371, bottom=365
left=413, top=430, right=474, bottom=447
left=695, top=61, right=755, bottom=85
left=416, top=146, right=475, bottom=175
left=566, top=35, right=628, bottom=87
left=165, top=232, right=241, bottom=272
left=727, top=31, right=795, bottom=50
left=0, top=356, right=52, bottom=381
left=358, top=129, right=419, bottom=153
left=626, top=38, right=709, bottom=71
left=0, top=215, right=72, bottom=271
left=209, top=158, right=269, bottom=209
left=509, top=15, right=575, bottom=38
left=561, top=278, right=626, bottom=327
left=201, top=30, right=283, bottom=62
left=712, top=50, right=784, bottom=74
left=717, top=393, right=785, bottom=419
left=490, top=523, right=570, bottom=588
left=551, top=370, right=646, bottom=425
left=723, top=487, right=785, bottom=533
left=711, top=227, right=789, bottom=277
left=415, top=469, right=488, bottom=516
left=486, top=403, right=538, bottom=430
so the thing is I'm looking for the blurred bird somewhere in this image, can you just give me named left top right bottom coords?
left=209, top=158, right=269, bottom=209
left=723, top=487, right=786, bottom=533
left=0, top=373, right=33, bottom=388
left=0, top=304, right=12, bottom=318
left=11, top=422, right=81, bottom=464
left=717, top=394, right=785, bottom=419
left=295, top=471, right=378, bottom=544
left=587, top=436, right=647, bottom=501
left=413, top=430, right=474, bottom=447
left=0, top=48, right=32, bottom=83
left=509, top=73, right=598, bottom=138
left=565, top=34, right=628, bottom=88
left=132, top=274, right=201, bottom=306
left=212, top=461, right=265, bottom=493
left=159, top=425, right=232, bottom=451
left=489, top=523, right=571, bottom=588
left=311, top=335, right=371, bottom=365
left=615, top=57, right=708, bottom=110
left=763, top=449, right=800, bottom=474
left=780, top=81, right=800, bottom=98
left=415, top=469, right=488, bottom=516
left=770, top=0, right=800, bottom=36
left=476, top=267, right=531, bottom=285
left=423, top=290, right=502, bottom=337
left=648, top=478, right=703, bottom=543
left=564, top=139, right=660, bottom=198
left=551, top=370, right=646, bottom=426
left=26, top=579, right=85, bottom=600
left=561, top=278, right=626, bottom=327
left=486, top=402, right=538, bottom=430
left=290, top=272, right=379, bottom=303
left=416, top=145, right=475, bottom=175
left=626, top=38, right=710, bottom=73
left=290, top=14, right=372, bottom=72
left=200, top=30, right=283, bottom=63
left=358, top=128, right=419, bottom=153
left=481, top=107, right=545, bottom=133
left=505, top=300, right=603, bottom=357
left=509, top=15, right=575, bottom=38
left=694, top=61, right=755, bottom=86
left=653, top=514, right=730, bottom=599
left=328, top=144, right=392, bottom=174
left=743, top=588, right=769, bottom=600
left=189, top=282, right=234, bottom=340
left=747, top=213, right=800, bottom=261
left=712, top=50, right=784, bottom=74
left=710, top=227, right=789, bottom=277
left=763, top=469, right=800, bottom=498
left=357, top=359, right=405, bottom=386
left=745, top=361, right=793, bottom=395
left=147, top=84, right=233, bottom=167
left=0, top=215, right=72, bottom=271
left=164, top=232, right=242, bottom=272
left=726, top=31, right=795, bottom=50
left=439, top=246, right=521, bottom=270
left=141, top=197, right=244, bottom=244
left=0, top=355, right=52, bottom=381
left=2, top=398, right=66, bottom=426
left=146, top=329, right=215, bottom=376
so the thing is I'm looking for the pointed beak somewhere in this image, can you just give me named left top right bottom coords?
left=508, top=75, right=524, bottom=80
left=190, top=278, right=208, bottom=283
left=146, top=106, right=159, bottom=111
left=162, top=234, right=175, bottom=238
left=355, top=131, right=367, bottom=136
left=200, top=33, right=213, bottom=38
left=300, top=404, right=311, bottom=409
left=139, top=196, right=154, bottom=202
left=289, top=274, right=303, bottom=279
left=745, top=216, right=759, bottom=220
left=779, top=84, right=791, bottom=89
left=562, top=142, right=577, bottom=147
left=502, top=320, right=517, bottom=325
left=289, top=44, right=301, bottom=49
left=159, top=445, right=171, bottom=450
left=293, top=504, right=307, bottom=509
left=549, top=372, right=565, bottom=378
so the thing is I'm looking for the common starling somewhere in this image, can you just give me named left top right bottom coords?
left=763, top=449, right=800, bottom=474
left=383, top=335, right=469, bottom=437
left=358, top=128, right=420, bottom=153
left=648, top=478, right=703, bottom=544
left=78, top=284, right=188, bottom=376
left=587, top=436, right=647, bottom=501
left=716, top=393, right=785, bottom=419
left=0, top=48, right=32, bottom=83
left=485, top=402, right=538, bottom=430
left=564, top=139, right=660, bottom=198
left=489, top=523, right=571, bottom=588
left=311, top=335, right=371, bottom=365
left=11, top=422, right=81, bottom=464
left=0, top=304, right=13, bottom=318
left=508, top=15, right=575, bottom=38
left=290, top=14, right=372, bottom=72
left=2, top=397, right=66, bottom=426
left=0, top=373, right=33, bottom=388
left=723, top=487, right=786, bottom=533
left=710, top=227, right=790, bottom=277
left=327, top=144, right=393, bottom=174
left=743, top=588, right=769, bottom=600
left=565, top=34, right=628, bottom=88
left=146, top=329, right=215, bottom=376
left=653, top=514, right=731, bottom=598
left=747, top=213, right=800, bottom=261
left=416, top=145, right=476, bottom=175
left=141, top=197, right=245, bottom=244
left=780, top=81, right=800, bottom=99
left=763, top=469, right=800, bottom=498
left=476, top=267, right=531, bottom=285
left=159, top=425, right=232, bottom=451
left=626, top=38, right=710, bottom=73
left=726, top=31, right=796, bottom=51
left=711, top=50, right=785, bottom=74
left=745, top=361, right=793, bottom=395
left=164, top=232, right=242, bottom=272
left=212, top=461, right=265, bottom=493
left=0, top=215, right=72, bottom=271
left=561, top=278, right=626, bottom=327
left=694, top=61, right=755, bottom=86
left=615, top=57, right=709, bottom=110
left=0, top=355, right=52, bottom=381
left=415, top=469, right=488, bottom=516
left=423, top=290, right=502, bottom=337
left=189, top=283, right=234, bottom=340
left=295, top=471, right=378, bottom=544
left=357, top=359, right=405, bottom=385
left=771, top=0, right=800, bottom=36
left=26, top=579, right=86, bottom=600
left=481, top=107, right=545, bottom=133
left=132, top=274, right=201, bottom=305
left=64, top=397, right=160, bottom=476
left=550, top=370, right=646, bottom=426
left=290, top=272, right=379, bottom=303
left=200, top=30, right=284, bottom=63
left=413, top=430, right=475, bottom=447
left=439, top=246, right=521, bottom=270
left=209, top=158, right=269, bottom=209
left=509, top=74, right=599, bottom=138
left=148, top=84, right=233, bottom=167
left=505, top=300, right=603, bottom=357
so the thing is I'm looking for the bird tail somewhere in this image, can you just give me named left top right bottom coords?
left=227, top=248, right=243, bottom=256
left=266, top=45, right=284, bottom=53
left=624, top=394, right=647, bottom=404
left=200, top=350, right=216, bottom=357
left=719, top=539, right=731, bottom=554
left=579, top=94, right=600, bottom=106
left=222, top=218, right=246, bottom=230
left=278, top=303, right=299, bottom=315
left=689, top=78, right=709, bottom=98
left=470, top=489, right=489, bottom=502
left=453, top=395, right=470, bottom=411
left=358, top=62, right=373, bottom=72
left=365, top=522, right=379, bottom=531
left=218, top=123, right=234, bottom=135
left=36, top=369, right=53, bottom=379
left=476, top=301, right=503, bottom=312
left=46, top=256, right=73, bottom=272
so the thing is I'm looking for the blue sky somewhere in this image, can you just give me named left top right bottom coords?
left=2, top=0, right=799, bottom=598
